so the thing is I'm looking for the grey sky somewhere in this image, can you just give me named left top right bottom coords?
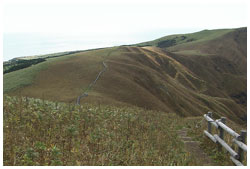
left=2, top=0, right=248, bottom=61
left=3, top=0, right=247, bottom=35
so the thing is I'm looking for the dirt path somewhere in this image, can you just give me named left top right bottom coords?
left=76, top=56, right=109, bottom=105
left=177, top=128, right=215, bottom=166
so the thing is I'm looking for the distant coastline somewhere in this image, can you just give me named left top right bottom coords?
left=3, top=32, right=117, bottom=61
left=3, top=29, right=201, bottom=61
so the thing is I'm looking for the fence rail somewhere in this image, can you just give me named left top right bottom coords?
left=203, top=112, right=247, bottom=166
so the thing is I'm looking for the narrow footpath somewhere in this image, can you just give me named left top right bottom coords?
left=177, top=128, right=215, bottom=166
left=76, top=51, right=112, bottom=105
left=76, top=61, right=107, bottom=105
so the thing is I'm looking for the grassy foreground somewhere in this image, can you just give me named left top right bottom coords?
left=4, top=95, right=196, bottom=166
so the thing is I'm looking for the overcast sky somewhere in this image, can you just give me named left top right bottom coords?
left=3, top=0, right=247, bottom=35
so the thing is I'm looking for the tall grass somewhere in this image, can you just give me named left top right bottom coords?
left=3, top=95, right=195, bottom=166
left=179, top=116, right=247, bottom=166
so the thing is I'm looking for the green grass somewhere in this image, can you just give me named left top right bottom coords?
left=13, top=50, right=83, bottom=60
left=136, top=28, right=235, bottom=49
left=3, top=95, right=197, bottom=166
left=3, top=53, right=78, bottom=93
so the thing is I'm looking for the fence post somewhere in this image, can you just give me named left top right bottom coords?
left=218, top=117, right=226, bottom=151
left=238, top=130, right=247, bottom=162
left=207, top=112, right=212, bottom=133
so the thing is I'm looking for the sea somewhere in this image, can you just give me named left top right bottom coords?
left=3, top=32, right=140, bottom=61
left=3, top=29, right=200, bottom=61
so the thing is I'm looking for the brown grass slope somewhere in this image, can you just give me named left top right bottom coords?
left=135, top=27, right=247, bottom=122
left=4, top=28, right=246, bottom=123
left=137, top=28, right=247, bottom=108
left=167, top=28, right=247, bottom=111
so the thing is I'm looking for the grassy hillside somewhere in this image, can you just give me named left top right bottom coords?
left=136, top=27, right=247, bottom=121
left=4, top=95, right=246, bottom=166
left=5, top=95, right=246, bottom=166
left=166, top=28, right=247, bottom=109
left=3, top=52, right=78, bottom=93
left=136, top=28, right=235, bottom=51
left=3, top=27, right=247, bottom=165
left=3, top=95, right=195, bottom=165
left=3, top=28, right=247, bottom=123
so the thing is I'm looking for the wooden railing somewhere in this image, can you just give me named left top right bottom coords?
left=204, top=112, right=247, bottom=166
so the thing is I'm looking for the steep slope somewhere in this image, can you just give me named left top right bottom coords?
left=136, top=27, right=247, bottom=120
left=168, top=28, right=247, bottom=106
left=3, top=28, right=247, bottom=123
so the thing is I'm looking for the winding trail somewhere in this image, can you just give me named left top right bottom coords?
left=76, top=54, right=109, bottom=105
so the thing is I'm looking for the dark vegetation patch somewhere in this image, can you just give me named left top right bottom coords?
left=156, top=36, right=197, bottom=48
left=186, top=38, right=196, bottom=42
left=157, top=39, right=176, bottom=48
left=3, top=49, right=106, bottom=74
left=4, top=58, right=46, bottom=74
left=230, top=92, right=247, bottom=106
left=180, top=36, right=187, bottom=40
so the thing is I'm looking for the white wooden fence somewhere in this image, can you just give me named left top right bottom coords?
left=204, top=112, right=247, bottom=166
